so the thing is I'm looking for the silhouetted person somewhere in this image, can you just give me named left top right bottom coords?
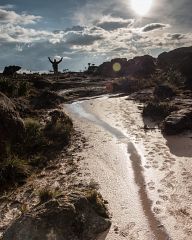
left=48, top=57, right=63, bottom=75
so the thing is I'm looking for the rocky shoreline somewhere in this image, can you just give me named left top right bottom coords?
left=0, top=73, right=111, bottom=240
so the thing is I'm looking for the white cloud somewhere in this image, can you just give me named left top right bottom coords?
left=142, top=23, right=170, bottom=32
left=0, top=8, right=42, bottom=25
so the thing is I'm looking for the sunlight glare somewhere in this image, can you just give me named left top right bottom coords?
left=131, top=0, right=153, bottom=16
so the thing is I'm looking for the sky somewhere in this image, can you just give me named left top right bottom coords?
left=0, top=0, right=191, bottom=72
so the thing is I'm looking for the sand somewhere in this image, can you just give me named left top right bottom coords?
left=65, top=95, right=192, bottom=240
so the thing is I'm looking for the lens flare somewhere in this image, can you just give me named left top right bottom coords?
left=131, top=0, right=153, bottom=16
left=113, top=63, right=121, bottom=72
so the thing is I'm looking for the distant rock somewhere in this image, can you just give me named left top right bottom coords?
left=163, top=108, right=192, bottom=135
left=97, top=55, right=156, bottom=77
left=3, top=66, right=21, bottom=76
left=154, top=84, right=176, bottom=100
left=3, top=192, right=111, bottom=240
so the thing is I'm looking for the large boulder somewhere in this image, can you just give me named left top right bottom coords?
left=3, top=192, right=111, bottom=240
left=162, top=108, right=192, bottom=135
left=3, top=66, right=21, bottom=76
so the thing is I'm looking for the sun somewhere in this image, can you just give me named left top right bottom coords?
left=131, top=0, right=153, bottom=16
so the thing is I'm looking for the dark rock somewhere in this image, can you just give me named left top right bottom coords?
left=31, top=90, right=65, bottom=109
left=154, top=84, right=176, bottom=100
left=3, top=192, right=111, bottom=240
left=163, top=108, right=192, bottom=135
left=3, top=66, right=21, bottom=76
left=97, top=55, right=156, bottom=77
left=157, top=46, right=192, bottom=78
left=30, top=77, right=53, bottom=89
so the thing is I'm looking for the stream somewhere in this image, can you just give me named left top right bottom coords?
left=65, top=97, right=169, bottom=240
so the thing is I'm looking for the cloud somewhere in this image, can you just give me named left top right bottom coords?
left=0, top=8, right=42, bottom=25
left=0, top=24, right=53, bottom=43
left=64, top=31, right=104, bottom=45
left=142, top=23, right=170, bottom=32
left=96, top=16, right=134, bottom=31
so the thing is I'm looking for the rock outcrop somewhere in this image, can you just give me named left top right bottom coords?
left=163, top=108, right=192, bottom=135
left=3, top=66, right=21, bottom=76
left=3, top=192, right=111, bottom=240
left=157, top=46, right=192, bottom=78
left=97, top=55, right=156, bottom=77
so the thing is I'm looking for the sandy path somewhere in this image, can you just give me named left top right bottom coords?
left=65, top=96, right=192, bottom=240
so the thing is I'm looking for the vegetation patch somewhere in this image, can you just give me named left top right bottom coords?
left=143, top=101, right=177, bottom=120
left=44, top=110, right=73, bottom=147
left=38, top=187, right=63, bottom=203
left=84, top=189, right=109, bottom=218
left=0, top=154, right=29, bottom=188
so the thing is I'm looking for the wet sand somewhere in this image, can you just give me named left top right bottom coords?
left=65, top=95, right=192, bottom=240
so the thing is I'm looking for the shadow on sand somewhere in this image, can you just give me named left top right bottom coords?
left=164, top=133, right=192, bottom=158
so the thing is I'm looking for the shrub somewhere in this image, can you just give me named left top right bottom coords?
left=24, top=118, right=46, bottom=153
left=0, top=155, right=29, bottom=187
left=18, top=81, right=28, bottom=96
left=44, top=111, right=73, bottom=145
left=0, top=78, right=15, bottom=96
left=152, top=68, right=185, bottom=87
left=38, top=188, right=62, bottom=203
left=84, top=189, right=109, bottom=218
left=143, top=101, right=176, bottom=120
left=38, top=188, right=55, bottom=203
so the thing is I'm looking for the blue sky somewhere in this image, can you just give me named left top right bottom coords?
left=0, top=0, right=191, bottom=71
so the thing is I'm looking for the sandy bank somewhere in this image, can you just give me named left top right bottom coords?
left=65, top=95, right=192, bottom=240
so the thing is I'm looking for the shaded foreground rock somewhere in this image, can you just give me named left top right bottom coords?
left=0, top=92, right=25, bottom=155
left=163, top=108, right=192, bottom=135
left=3, top=192, right=111, bottom=240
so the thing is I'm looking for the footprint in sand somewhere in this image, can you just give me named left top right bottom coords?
left=159, top=195, right=169, bottom=201
left=153, top=207, right=162, bottom=214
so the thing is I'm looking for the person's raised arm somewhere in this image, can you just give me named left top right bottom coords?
left=48, top=57, right=53, bottom=64
left=57, top=57, right=63, bottom=64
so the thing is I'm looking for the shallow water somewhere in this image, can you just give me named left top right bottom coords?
left=65, top=98, right=169, bottom=240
